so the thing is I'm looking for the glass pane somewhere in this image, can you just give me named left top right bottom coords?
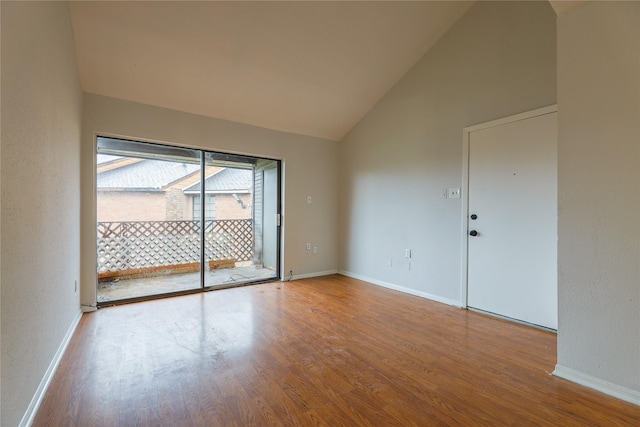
left=96, top=137, right=202, bottom=302
left=203, top=153, right=279, bottom=288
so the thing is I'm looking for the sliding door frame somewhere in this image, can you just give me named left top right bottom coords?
left=95, top=135, right=282, bottom=306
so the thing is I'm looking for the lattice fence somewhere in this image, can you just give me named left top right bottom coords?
left=97, top=219, right=254, bottom=275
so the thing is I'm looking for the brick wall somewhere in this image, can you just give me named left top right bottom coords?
left=165, top=188, right=187, bottom=220
left=215, top=193, right=252, bottom=220
left=98, top=191, right=253, bottom=222
left=97, top=191, right=167, bottom=222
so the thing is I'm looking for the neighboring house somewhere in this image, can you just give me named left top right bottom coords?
left=96, top=155, right=252, bottom=222
left=183, top=168, right=252, bottom=221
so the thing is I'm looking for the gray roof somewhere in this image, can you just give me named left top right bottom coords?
left=97, top=159, right=199, bottom=190
left=184, top=168, right=252, bottom=193
left=97, top=154, right=123, bottom=165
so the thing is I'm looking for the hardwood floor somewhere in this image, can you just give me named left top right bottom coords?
left=34, top=275, right=640, bottom=426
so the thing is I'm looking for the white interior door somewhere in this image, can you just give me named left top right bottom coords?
left=467, top=110, right=557, bottom=329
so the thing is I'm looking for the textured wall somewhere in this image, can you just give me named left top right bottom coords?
left=1, top=2, right=83, bottom=425
left=556, top=1, right=640, bottom=395
left=338, top=1, right=557, bottom=304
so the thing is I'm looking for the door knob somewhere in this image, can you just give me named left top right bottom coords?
left=469, top=230, right=478, bottom=236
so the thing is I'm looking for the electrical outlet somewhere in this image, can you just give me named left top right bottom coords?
left=448, top=188, right=461, bottom=199
left=306, top=243, right=311, bottom=251
left=307, top=196, right=312, bottom=204
left=405, top=249, right=411, bottom=258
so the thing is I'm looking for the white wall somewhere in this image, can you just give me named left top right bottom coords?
left=1, top=2, right=83, bottom=426
left=81, top=94, right=339, bottom=305
left=338, top=1, right=557, bottom=304
left=555, top=1, right=640, bottom=399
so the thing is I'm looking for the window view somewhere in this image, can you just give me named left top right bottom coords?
left=96, top=137, right=280, bottom=304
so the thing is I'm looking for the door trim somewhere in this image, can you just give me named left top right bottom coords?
left=460, top=105, right=557, bottom=308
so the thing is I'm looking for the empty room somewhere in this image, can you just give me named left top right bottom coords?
left=2, top=1, right=640, bottom=426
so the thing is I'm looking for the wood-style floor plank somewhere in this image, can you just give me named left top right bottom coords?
left=33, top=275, right=640, bottom=426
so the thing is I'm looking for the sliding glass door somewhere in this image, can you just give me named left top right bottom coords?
left=202, top=152, right=280, bottom=288
left=96, top=137, right=280, bottom=304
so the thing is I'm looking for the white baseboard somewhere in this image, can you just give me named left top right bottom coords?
left=288, top=269, right=339, bottom=281
left=338, top=270, right=463, bottom=308
left=19, top=310, right=83, bottom=427
left=553, top=364, right=640, bottom=406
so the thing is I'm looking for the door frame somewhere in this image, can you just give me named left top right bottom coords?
left=460, top=105, right=558, bottom=308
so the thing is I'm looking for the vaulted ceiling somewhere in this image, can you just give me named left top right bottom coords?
left=69, top=1, right=575, bottom=142
left=69, top=1, right=475, bottom=141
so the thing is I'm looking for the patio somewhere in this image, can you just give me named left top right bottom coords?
left=97, top=218, right=276, bottom=303
left=97, top=264, right=276, bottom=303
